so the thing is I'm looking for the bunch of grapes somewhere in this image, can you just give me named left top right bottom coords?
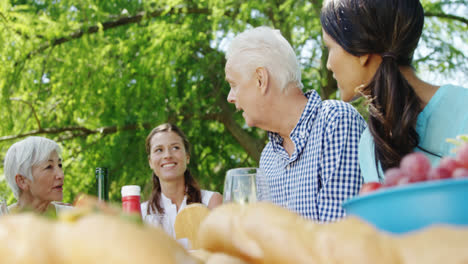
left=360, top=139, right=468, bottom=195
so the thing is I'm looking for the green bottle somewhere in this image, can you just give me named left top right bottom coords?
left=95, top=167, right=109, bottom=201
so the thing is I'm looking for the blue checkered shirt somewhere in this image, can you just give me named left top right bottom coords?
left=259, top=90, right=366, bottom=222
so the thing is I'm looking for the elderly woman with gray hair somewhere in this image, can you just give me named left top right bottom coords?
left=4, top=136, right=64, bottom=213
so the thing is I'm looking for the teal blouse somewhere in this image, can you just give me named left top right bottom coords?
left=359, top=84, right=468, bottom=182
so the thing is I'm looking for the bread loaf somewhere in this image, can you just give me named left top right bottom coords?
left=197, top=202, right=468, bottom=264
left=0, top=213, right=200, bottom=264
left=175, top=203, right=210, bottom=249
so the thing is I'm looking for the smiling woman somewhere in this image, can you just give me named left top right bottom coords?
left=3, top=136, right=64, bottom=213
left=141, top=123, right=223, bottom=239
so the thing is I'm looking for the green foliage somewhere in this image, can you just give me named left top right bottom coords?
left=0, top=0, right=466, bottom=204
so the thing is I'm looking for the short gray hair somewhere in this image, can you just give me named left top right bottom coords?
left=226, top=26, right=303, bottom=92
left=4, top=136, right=61, bottom=199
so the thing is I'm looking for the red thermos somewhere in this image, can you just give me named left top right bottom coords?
left=121, top=185, right=141, bottom=216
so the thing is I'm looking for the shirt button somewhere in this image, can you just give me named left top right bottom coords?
left=286, top=164, right=290, bottom=170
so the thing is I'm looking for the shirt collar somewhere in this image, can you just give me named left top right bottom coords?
left=161, top=192, right=188, bottom=213
left=268, top=90, right=322, bottom=159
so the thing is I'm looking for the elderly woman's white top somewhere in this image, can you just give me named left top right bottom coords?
left=140, top=190, right=214, bottom=238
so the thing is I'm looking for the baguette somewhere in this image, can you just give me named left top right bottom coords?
left=0, top=213, right=200, bottom=264
left=197, top=202, right=468, bottom=264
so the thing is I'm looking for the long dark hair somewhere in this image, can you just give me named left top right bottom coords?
left=321, top=0, right=425, bottom=175
left=145, top=123, right=201, bottom=215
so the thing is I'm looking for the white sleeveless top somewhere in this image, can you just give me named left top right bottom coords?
left=140, top=190, right=215, bottom=238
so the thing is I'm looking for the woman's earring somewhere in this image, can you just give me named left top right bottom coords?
left=354, top=83, right=366, bottom=94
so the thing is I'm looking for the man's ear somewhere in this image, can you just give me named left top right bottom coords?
left=359, top=54, right=371, bottom=66
left=255, top=67, right=269, bottom=95
left=15, top=174, right=29, bottom=191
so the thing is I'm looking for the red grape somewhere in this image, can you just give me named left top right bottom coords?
left=438, top=157, right=462, bottom=174
left=456, top=143, right=468, bottom=168
left=400, top=152, right=431, bottom=179
left=384, top=168, right=406, bottom=187
left=427, top=167, right=452, bottom=181
left=360, top=182, right=382, bottom=195
left=396, top=176, right=411, bottom=186
left=452, top=168, right=468, bottom=178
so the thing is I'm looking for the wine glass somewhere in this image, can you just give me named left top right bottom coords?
left=223, top=167, right=270, bottom=204
left=255, top=168, right=271, bottom=202
left=51, top=201, right=74, bottom=215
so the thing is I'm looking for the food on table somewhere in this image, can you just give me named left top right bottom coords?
left=197, top=203, right=468, bottom=264
left=190, top=250, right=249, bottom=264
left=360, top=142, right=468, bottom=195
left=0, top=196, right=200, bottom=264
left=396, top=226, right=468, bottom=264
left=453, top=167, right=468, bottom=178
left=359, top=182, right=383, bottom=194
left=400, top=152, right=432, bottom=182
left=197, top=202, right=399, bottom=264
left=174, top=203, right=210, bottom=249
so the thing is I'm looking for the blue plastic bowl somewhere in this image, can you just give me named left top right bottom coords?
left=343, top=178, right=468, bottom=234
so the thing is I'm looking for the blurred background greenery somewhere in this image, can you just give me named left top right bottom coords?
left=1, top=0, right=466, bottom=204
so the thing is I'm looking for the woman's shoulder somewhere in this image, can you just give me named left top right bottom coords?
left=358, top=128, right=382, bottom=182
left=201, top=190, right=223, bottom=209
left=436, top=84, right=468, bottom=100
left=200, top=190, right=221, bottom=205
left=422, top=84, right=468, bottom=123
left=441, top=84, right=468, bottom=91
left=200, top=190, right=214, bottom=204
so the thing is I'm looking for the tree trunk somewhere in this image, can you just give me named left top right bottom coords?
left=215, top=96, right=265, bottom=163
left=320, top=46, right=337, bottom=99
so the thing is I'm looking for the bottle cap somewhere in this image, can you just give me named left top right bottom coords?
left=121, top=185, right=141, bottom=197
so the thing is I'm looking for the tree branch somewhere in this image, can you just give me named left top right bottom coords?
left=20, top=7, right=212, bottom=64
left=414, top=49, right=438, bottom=64
left=0, top=123, right=155, bottom=142
left=425, top=12, right=468, bottom=26
left=10, top=98, right=42, bottom=130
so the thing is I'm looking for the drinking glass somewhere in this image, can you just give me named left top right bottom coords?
left=223, top=167, right=271, bottom=204
left=255, top=168, right=271, bottom=202
left=51, top=201, right=74, bottom=215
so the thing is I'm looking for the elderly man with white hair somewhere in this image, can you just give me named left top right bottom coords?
left=4, top=136, right=64, bottom=213
left=225, top=26, right=367, bottom=222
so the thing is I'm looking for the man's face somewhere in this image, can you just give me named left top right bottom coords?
left=225, top=58, right=261, bottom=127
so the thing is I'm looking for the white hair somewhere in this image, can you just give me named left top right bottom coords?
left=226, top=26, right=303, bottom=92
left=4, top=136, right=61, bottom=199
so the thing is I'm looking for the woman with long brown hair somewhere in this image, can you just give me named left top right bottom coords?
left=320, top=0, right=468, bottom=182
left=140, top=123, right=222, bottom=237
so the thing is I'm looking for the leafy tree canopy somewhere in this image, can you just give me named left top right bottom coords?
left=0, top=0, right=466, bottom=204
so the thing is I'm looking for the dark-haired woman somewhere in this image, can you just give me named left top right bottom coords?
left=140, top=123, right=222, bottom=237
left=320, top=0, right=468, bottom=182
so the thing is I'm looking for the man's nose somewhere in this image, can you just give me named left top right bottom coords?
left=227, top=88, right=236, bottom=103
